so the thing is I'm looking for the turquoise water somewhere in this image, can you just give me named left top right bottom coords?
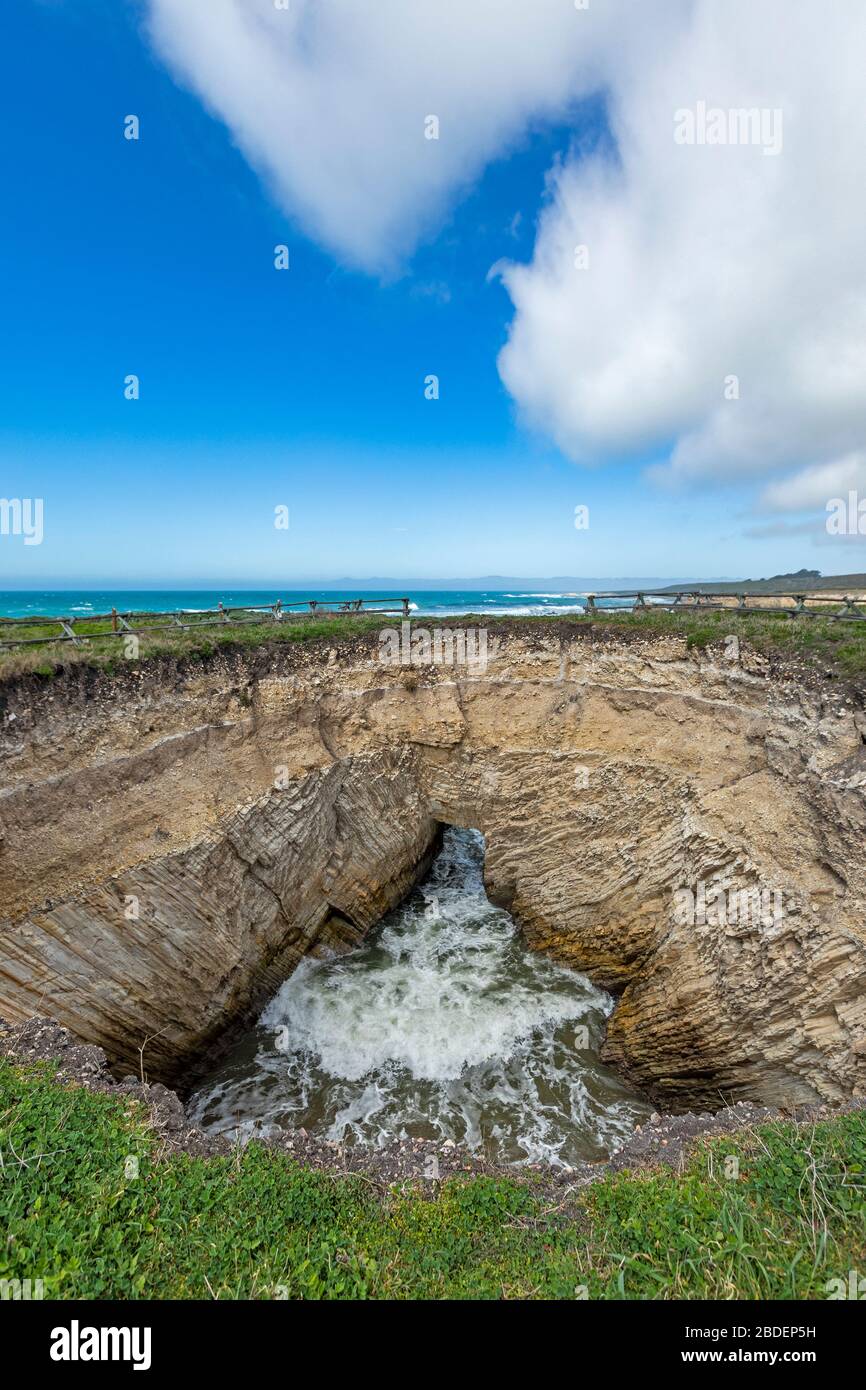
left=0, top=582, right=688, bottom=621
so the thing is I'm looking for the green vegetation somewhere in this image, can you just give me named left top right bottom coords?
left=0, top=613, right=392, bottom=681
left=660, top=571, right=866, bottom=595
left=1, top=1060, right=864, bottom=1300
left=573, top=606, right=866, bottom=677
left=2, top=603, right=866, bottom=682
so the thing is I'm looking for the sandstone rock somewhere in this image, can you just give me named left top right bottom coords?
left=0, top=625, right=864, bottom=1110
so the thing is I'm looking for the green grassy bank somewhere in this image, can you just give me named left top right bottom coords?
left=0, top=613, right=390, bottom=681
left=2, top=1061, right=863, bottom=1300
left=1, top=607, right=866, bottom=682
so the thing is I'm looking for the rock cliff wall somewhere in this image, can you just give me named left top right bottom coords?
left=1, top=624, right=864, bottom=1107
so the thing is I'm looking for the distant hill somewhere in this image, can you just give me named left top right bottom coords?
left=659, top=571, right=866, bottom=595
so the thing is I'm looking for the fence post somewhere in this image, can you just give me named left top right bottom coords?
left=788, top=593, right=805, bottom=620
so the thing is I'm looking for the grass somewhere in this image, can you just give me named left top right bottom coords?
left=1, top=1060, right=864, bottom=1300
left=0, top=613, right=393, bottom=681
left=1, top=605, right=866, bottom=682
left=568, top=606, right=866, bottom=677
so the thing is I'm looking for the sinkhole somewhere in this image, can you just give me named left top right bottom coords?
left=189, top=826, right=651, bottom=1166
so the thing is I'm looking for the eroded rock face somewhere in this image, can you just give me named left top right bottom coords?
left=1, top=624, right=865, bottom=1107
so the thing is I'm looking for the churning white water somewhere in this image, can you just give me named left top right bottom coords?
left=189, top=828, right=650, bottom=1165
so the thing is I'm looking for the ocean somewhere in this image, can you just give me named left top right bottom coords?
left=0, top=582, right=685, bottom=622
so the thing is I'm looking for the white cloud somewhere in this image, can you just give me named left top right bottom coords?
left=147, top=0, right=866, bottom=489
left=758, top=452, right=866, bottom=513
left=146, top=0, right=659, bottom=273
left=497, top=1, right=866, bottom=484
left=743, top=451, right=866, bottom=552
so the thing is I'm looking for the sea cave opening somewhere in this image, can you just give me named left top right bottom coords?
left=189, top=825, right=651, bottom=1166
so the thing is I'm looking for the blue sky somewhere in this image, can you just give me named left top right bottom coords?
left=1, top=0, right=863, bottom=587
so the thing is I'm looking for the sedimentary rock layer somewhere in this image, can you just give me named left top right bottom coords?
left=1, top=624, right=864, bottom=1107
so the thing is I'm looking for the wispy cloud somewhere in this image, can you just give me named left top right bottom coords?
left=757, top=453, right=866, bottom=515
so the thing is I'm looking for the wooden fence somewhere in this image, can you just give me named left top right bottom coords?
left=582, top=590, right=866, bottom=619
left=0, top=597, right=411, bottom=649
left=3, top=590, right=865, bottom=651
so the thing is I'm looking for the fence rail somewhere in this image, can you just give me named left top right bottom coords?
left=0, top=597, right=411, bottom=649
left=582, top=590, right=866, bottom=619
left=3, top=590, right=865, bottom=651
